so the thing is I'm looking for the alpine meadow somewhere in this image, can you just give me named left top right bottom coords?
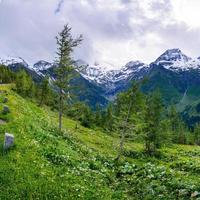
left=1, top=0, right=200, bottom=199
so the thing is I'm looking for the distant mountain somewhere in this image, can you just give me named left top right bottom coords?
left=2, top=48, right=200, bottom=126
left=0, top=56, right=42, bottom=82
left=153, top=48, right=200, bottom=71
left=33, top=63, right=109, bottom=108
left=76, top=59, right=149, bottom=98
left=0, top=57, right=108, bottom=107
left=0, top=56, right=29, bottom=67
left=33, top=60, right=55, bottom=74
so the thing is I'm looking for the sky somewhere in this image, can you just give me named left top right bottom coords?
left=0, top=0, right=200, bottom=69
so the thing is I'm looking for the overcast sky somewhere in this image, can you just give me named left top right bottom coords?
left=0, top=0, right=200, bottom=68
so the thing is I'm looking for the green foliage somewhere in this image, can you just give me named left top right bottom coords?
left=80, top=106, right=94, bottom=128
left=103, top=104, right=115, bottom=131
left=38, top=76, right=51, bottom=106
left=194, top=123, right=200, bottom=145
left=54, top=24, right=83, bottom=132
left=15, top=69, right=35, bottom=97
left=143, top=90, right=166, bottom=155
left=1, top=85, right=200, bottom=199
left=168, top=105, right=190, bottom=144
left=0, top=65, right=15, bottom=83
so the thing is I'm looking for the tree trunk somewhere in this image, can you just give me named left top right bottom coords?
left=59, top=88, right=63, bottom=132
left=115, top=98, right=133, bottom=161
left=39, top=94, right=44, bottom=106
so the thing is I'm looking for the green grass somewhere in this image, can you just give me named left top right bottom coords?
left=1, top=84, right=200, bottom=199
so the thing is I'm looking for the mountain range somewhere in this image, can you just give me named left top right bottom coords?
left=1, top=48, right=200, bottom=126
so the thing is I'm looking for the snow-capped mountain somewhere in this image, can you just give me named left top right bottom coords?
left=33, top=60, right=55, bottom=72
left=2, top=48, right=200, bottom=99
left=74, top=59, right=150, bottom=97
left=153, top=48, right=200, bottom=71
left=76, top=60, right=149, bottom=87
left=0, top=56, right=29, bottom=68
left=76, top=59, right=111, bottom=84
left=3, top=48, right=200, bottom=89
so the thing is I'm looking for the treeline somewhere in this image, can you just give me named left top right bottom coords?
left=1, top=63, right=200, bottom=154
left=0, top=65, right=15, bottom=83
left=0, top=65, right=56, bottom=107
left=66, top=81, right=200, bottom=157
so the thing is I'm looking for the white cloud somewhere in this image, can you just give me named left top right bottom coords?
left=0, top=0, right=200, bottom=69
left=171, top=0, right=200, bottom=28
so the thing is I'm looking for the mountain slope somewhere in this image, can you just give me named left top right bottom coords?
left=139, top=49, right=200, bottom=126
left=2, top=48, right=200, bottom=112
left=36, top=65, right=109, bottom=107
left=0, top=58, right=108, bottom=107
left=1, top=84, right=200, bottom=199
left=76, top=60, right=150, bottom=97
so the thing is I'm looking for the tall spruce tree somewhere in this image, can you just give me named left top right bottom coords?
left=143, top=90, right=164, bottom=155
left=15, top=70, right=34, bottom=97
left=55, top=24, right=83, bottom=132
left=168, top=106, right=187, bottom=144
left=194, top=123, right=200, bottom=145
left=39, top=76, right=50, bottom=106
left=104, top=104, right=115, bottom=131
left=115, top=82, right=144, bottom=160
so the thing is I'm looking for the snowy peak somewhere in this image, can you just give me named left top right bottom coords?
left=123, top=60, right=148, bottom=71
left=0, top=56, right=29, bottom=68
left=153, top=48, right=200, bottom=71
left=75, top=60, right=118, bottom=84
left=76, top=59, right=149, bottom=89
left=33, top=60, right=54, bottom=72
left=111, top=61, right=149, bottom=82
left=155, top=48, right=191, bottom=64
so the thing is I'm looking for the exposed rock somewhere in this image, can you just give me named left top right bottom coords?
left=2, top=105, right=10, bottom=114
left=3, top=97, right=8, bottom=103
left=0, top=119, right=6, bottom=125
left=4, top=133, right=14, bottom=150
left=191, top=191, right=199, bottom=198
left=0, top=90, right=6, bottom=94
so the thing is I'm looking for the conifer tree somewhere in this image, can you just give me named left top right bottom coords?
left=115, top=82, right=144, bottom=160
left=39, top=76, right=50, bottom=106
left=0, top=65, right=15, bottom=83
left=168, top=106, right=187, bottom=144
left=55, top=24, right=83, bottom=132
left=95, top=104, right=102, bottom=126
left=194, top=123, right=200, bottom=145
left=143, top=90, right=163, bottom=155
left=15, top=70, right=34, bottom=97
left=104, top=104, right=114, bottom=131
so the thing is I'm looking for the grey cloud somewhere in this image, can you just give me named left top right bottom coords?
left=55, top=0, right=65, bottom=14
left=0, top=0, right=200, bottom=67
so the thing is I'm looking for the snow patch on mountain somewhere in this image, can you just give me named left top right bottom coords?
left=76, top=59, right=149, bottom=86
left=76, top=59, right=116, bottom=84
left=0, top=56, right=29, bottom=68
left=1, top=48, right=200, bottom=90
left=33, top=60, right=54, bottom=72
left=154, top=48, right=200, bottom=71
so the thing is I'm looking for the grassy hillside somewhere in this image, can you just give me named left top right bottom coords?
left=1, top=84, right=200, bottom=199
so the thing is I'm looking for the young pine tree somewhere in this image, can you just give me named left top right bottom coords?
left=193, top=123, right=200, bottom=145
left=55, top=24, right=83, bottom=132
left=168, top=106, right=187, bottom=144
left=39, top=76, right=50, bottom=106
left=95, top=104, right=102, bottom=127
left=143, top=90, right=164, bottom=155
left=0, top=65, right=15, bottom=83
left=104, top=104, right=115, bottom=131
left=115, top=82, right=144, bottom=160
left=15, top=70, right=34, bottom=97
